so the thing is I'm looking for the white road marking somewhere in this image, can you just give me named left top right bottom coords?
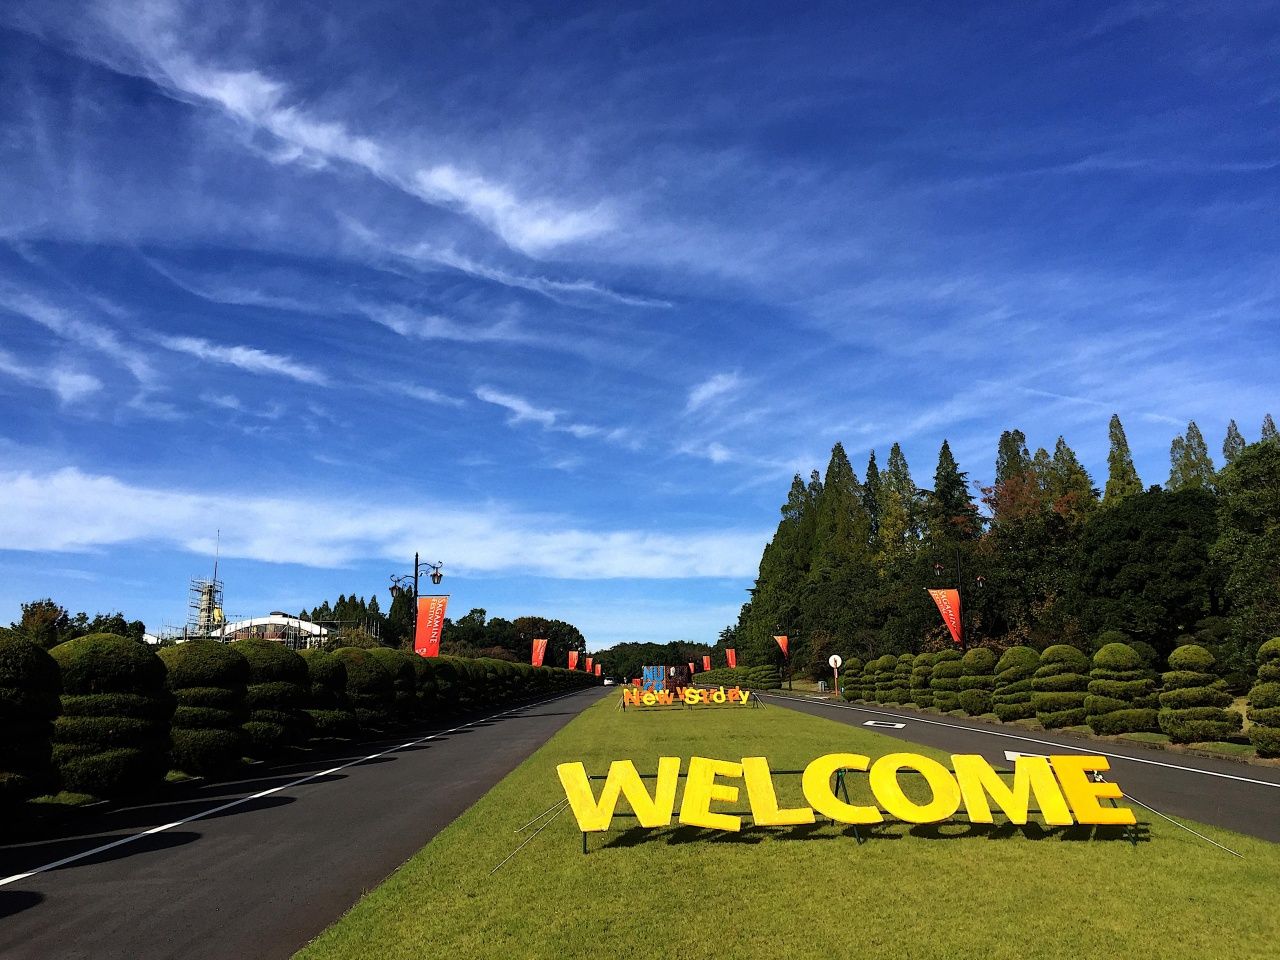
left=1004, top=750, right=1051, bottom=762
left=0, top=689, right=588, bottom=889
left=863, top=721, right=907, bottom=729
left=765, top=692, right=1280, bottom=789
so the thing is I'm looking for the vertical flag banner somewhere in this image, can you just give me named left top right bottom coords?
left=928, top=589, right=963, bottom=645
left=594, top=664, right=602, bottom=677
left=531, top=638, right=548, bottom=667
left=586, top=656, right=594, bottom=673
left=702, top=655, right=712, bottom=671
left=688, top=661, right=696, bottom=674
left=773, top=635, right=789, bottom=658
left=568, top=650, right=579, bottom=670
left=726, top=648, right=737, bottom=668
left=414, top=595, right=449, bottom=657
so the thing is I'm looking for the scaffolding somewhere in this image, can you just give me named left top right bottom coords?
left=186, top=576, right=226, bottom=637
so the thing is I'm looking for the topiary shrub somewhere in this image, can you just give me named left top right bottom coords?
left=910, top=653, right=936, bottom=708
left=1157, top=644, right=1241, bottom=743
left=0, top=635, right=61, bottom=805
left=1090, top=629, right=1132, bottom=654
left=839, top=657, right=864, bottom=701
left=298, top=649, right=357, bottom=739
left=331, top=648, right=395, bottom=731
left=229, top=640, right=310, bottom=756
left=1247, top=638, right=1280, bottom=756
left=957, top=648, right=997, bottom=716
left=1032, top=645, right=1090, bottom=728
left=855, top=661, right=876, bottom=701
left=50, top=633, right=172, bottom=797
left=993, top=646, right=1040, bottom=722
left=886, top=654, right=913, bottom=704
left=158, top=640, right=248, bottom=777
left=1086, top=642, right=1158, bottom=735
left=872, top=655, right=898, bottom=703
left=366, top=648, right=418, bottom=725
left=930, top=653, right=964, bottom=713
left=410, top=655, right=441, bottom=719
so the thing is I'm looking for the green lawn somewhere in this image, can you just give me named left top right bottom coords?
left=297, top=696, right=1280, bottom=960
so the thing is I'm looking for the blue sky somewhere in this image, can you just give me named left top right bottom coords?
left=0, top=0, right=1276, bottom=648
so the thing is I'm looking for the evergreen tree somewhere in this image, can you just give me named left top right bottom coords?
left=878, top=442, right=920, bottom=556
left=1263, top=414, right=1278, bottom=444
left=929, top=439, right=979, bottom=540
left=805, top=443, right=875, bottom=641
left=1031, top=447, right=1053, bottom=504
left=1223, top=420, right=1246, bottom=465
left=863, top=450, right=881, bottom=542
left=1169, top=421, right=1216, bottom=492
left=1046, top=436, right=1098, bottom=519
left=1103, top=414, right=1142, bottom=504
left=995, top=429, right=1030, bottom=489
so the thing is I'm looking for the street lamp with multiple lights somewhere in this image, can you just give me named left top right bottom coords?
left=389, top=552, right=444, bottom=647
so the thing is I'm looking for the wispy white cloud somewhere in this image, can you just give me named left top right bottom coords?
left=0, top=467, right=767, bottom=578
left=387, top=381, right=465, bottom=408
left=474, top=385, right=636, bottom=446
left=685, top=371, right=743, bottom=413
left=354, top=302, right=529, bottom=345
left=0, top=347, right=103, bottom=404
left=159, top=335, right=325, bottom=384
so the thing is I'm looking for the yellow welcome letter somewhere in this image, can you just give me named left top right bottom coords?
left=679, top=756, right=744, bottom=831
left=952, top=755, right=1073, bottom=825
left=869, top=753, right=961, bottom=823
left=801, top=753, right=882, bottom=824
left=1050, top=756, right=1136, bottom=826
left=742, top=756, right=816, bottom=826
left=557, top=757, right=681, bottom=832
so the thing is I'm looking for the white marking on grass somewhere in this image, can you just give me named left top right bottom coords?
left=0, top=690, right=589, bottom=889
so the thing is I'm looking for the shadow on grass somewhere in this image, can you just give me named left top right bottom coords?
left=596, top=819, right=1150, bottom=850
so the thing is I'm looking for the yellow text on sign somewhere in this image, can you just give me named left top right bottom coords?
left=555, top=753, right=1134, bottom=832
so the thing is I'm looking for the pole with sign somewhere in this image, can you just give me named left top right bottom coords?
left=828, top=654, right=842, bottom=698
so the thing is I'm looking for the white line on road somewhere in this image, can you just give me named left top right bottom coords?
left=863, top=721, right=907, bottom=729
left=0, top=689, right=589, bottom=889
left=764, top=693, right=1280, bottom=789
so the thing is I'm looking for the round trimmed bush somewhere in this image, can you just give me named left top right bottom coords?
left=366, top=648, right=418, bottom=725
left=993, top=646, right=1039, bottom=722
left=50, top=633, right=172, bottom=797
left=0, top=635, right=61, bottom=804
left=957, top=648, right=997, bottom=716
left=930, top=653, right=964, bottom=712
left=158, top=641, right=248, bottom=776
left=298, top=649, right=357, bottom=739
left=1032, top=645, right=1089, bottom=728
left=1248, top=639, right=1280, bottom=756
left=1157, top=644, right=1240, bottom=743
left=887, top=654, right=913, bottom=704
left=331, top=648, right=395, bottom=731
left=910, top=653, right=936, bottom=708
left=1086, top=643, right=1158, bottom=735
left=229, top=640, right=310, bottom=756
left=839, top=657, right=864, bottom=701
left=872, top=655, right=897, bottom=703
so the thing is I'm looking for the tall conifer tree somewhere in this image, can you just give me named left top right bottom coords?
left=1262, top=414, right=1278, bottom=444
left=878, top=443, right=920, bottom=555
left=1104, top=414, right=1143, bottom=503
left=806, top=443, right=875, bottom=639
left=930, top=439, right=979, bottom=540
left=1047, top=436, right=1098, bottom=518
left=995, top=429, right=1030, bottom=488
left=1223, top=420, right=1246, bottom=465
left=863, top=450, right=881, bottom=542
left=1169, top=421, right=1216, bottom=492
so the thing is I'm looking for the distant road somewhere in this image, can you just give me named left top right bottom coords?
left=763, top=692, right=1280, bottom=843
left=0, top=687, right=608, bottom=960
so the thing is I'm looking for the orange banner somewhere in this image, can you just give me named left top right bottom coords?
left=702, top=655, right=712, bottom=671
left=726, top=648, right=737, bottom=668
left=773, top=635, right=789, bottom=658
left=688, top=661, right=696, bottom=674
left=586, top=656, right=594, bottom=673
left=531, top=638, right=548, bottom=667
left=414, top=595, right=449, bottom=657
left=568, top=650, right=579, bottom=670
left=594, top=663, right=602, bottom=676
left=928, top=588, right=963, bottom=645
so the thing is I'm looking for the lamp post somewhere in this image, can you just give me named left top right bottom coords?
left=389, top=552, right=444, bottom=648
left=932, top=547, right=984, bottom=650
left=774, top=625, right=798, bottom=690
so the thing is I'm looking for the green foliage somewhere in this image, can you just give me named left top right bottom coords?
left=993, top=646, right=1039, bottom=721
left=1214, top=444, right=1280, bottom=670
left=49, top=633, right=171, bottom=797
left=1086, top=643, right=1158, bottom=734
left=956, top=647, right=996, bottom=715
left=229, top=640, right=310, bottom=755
left=1168, top=421, right=1215, bottom=493
left=1248, top=638, right=1280, bottom=755
left=1032, top=645, right=1088, bottom=728
left=909, top=653, right=936, bottom=707
left=159, top=641, right=248, bottom=776
left=366, top=648, right=419, bottom=724
left=331, top=648, right=396, bottom=732
left=930, top=657, right=964, bottom=712
left=0, top=634, right=61, bottom=804
left=1103, top=414, right=1143, bottom=503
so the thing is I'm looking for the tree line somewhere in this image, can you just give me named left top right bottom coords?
left=725, top=414, right=1280, bottom=691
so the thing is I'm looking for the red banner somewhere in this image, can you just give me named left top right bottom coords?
left=531, top=638, right=548, bottom=667
left=594, top=664, right=602, bottom=676
left=773, top=635, right=789, bottom=658
left=414, top=595, right=449, bottom=657
left=702, top=655, right=712, bottom=671
left=688, top=661, right=696, bottom=674
left=586, top=657, right=594, bottom=673
left=928, top=588, right=963, bottom=645
left=726, top=648, right=737, bottom=668
left=568, top=650, right=579, bottom=670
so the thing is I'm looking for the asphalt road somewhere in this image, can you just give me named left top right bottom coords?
left=762, top=692, right=1280, bottom=844
left=0, top=686, right=608, bottom=960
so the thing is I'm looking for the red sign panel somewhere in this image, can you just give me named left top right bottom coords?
left=702, top=655, right=712, bottom=671
left=568, top=650, right=579, bottom=670
left=594, top=663, right=602, bottom=677
left=773, top=635, right=789, bottom=658
left=586, top=657, right=594, bottom=673
left=531, top=638, right=548, bottom=667
left=414, top=595, right=449, bottom=657
left=928, top=588, right=963, bottom=645
left=726, top=648, right=737, bottom=668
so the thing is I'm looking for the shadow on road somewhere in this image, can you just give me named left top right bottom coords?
left=0, top=891, right=44, bottom=920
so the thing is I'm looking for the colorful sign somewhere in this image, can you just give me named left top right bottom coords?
left=594, top=663, right=602, bottom=677
left=773, top=635, right=789, bottom=657
left=928, top=589, right=963, bottom=645
left=622, top=685, right=753, bottom=708
left=531, top=638, right=548, bottom=667
left=702, top=655, right=712, bottom=671
left=688, top=661, right=696, bottom=674
left=568, top=650, right=579, bottom=670
left=414, top=595, right=449, bottom=657
left=586, top=656, right=594, bottom=674
left=557, top=753, right=1134, bottom=832
left=726, top=648, right=737, bottom=668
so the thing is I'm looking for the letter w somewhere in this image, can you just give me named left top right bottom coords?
left=556, top=758, right=682, bottom=832
left=655, top=691, right=675, bottom=705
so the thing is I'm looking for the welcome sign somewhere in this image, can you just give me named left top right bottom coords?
left=622, top=686, right=753, bottom=707
left=556, top=752, right=1136, bottom=832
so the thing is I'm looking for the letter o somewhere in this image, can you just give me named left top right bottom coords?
left=869, top=753, right=961, bottom=823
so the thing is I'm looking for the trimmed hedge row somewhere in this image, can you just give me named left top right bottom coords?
left=696, top=666, right=782, bottom=690
left=1158, top=644, right=1241, bottom=743
left=158, top=640, right=248, bottom=776
left=930, top=652, right=964, bottom=712
left=957, top=648, right=997, bottom=716
left=0, top=635, right=61, bottom=805
left=1032, top=645, right=1089, bottom=728
left=1248, top=638, right=1280, bottom=757
left=993, top=646, right=1039, bottom=722
left=1086, top=643, right=1158, bottom=735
